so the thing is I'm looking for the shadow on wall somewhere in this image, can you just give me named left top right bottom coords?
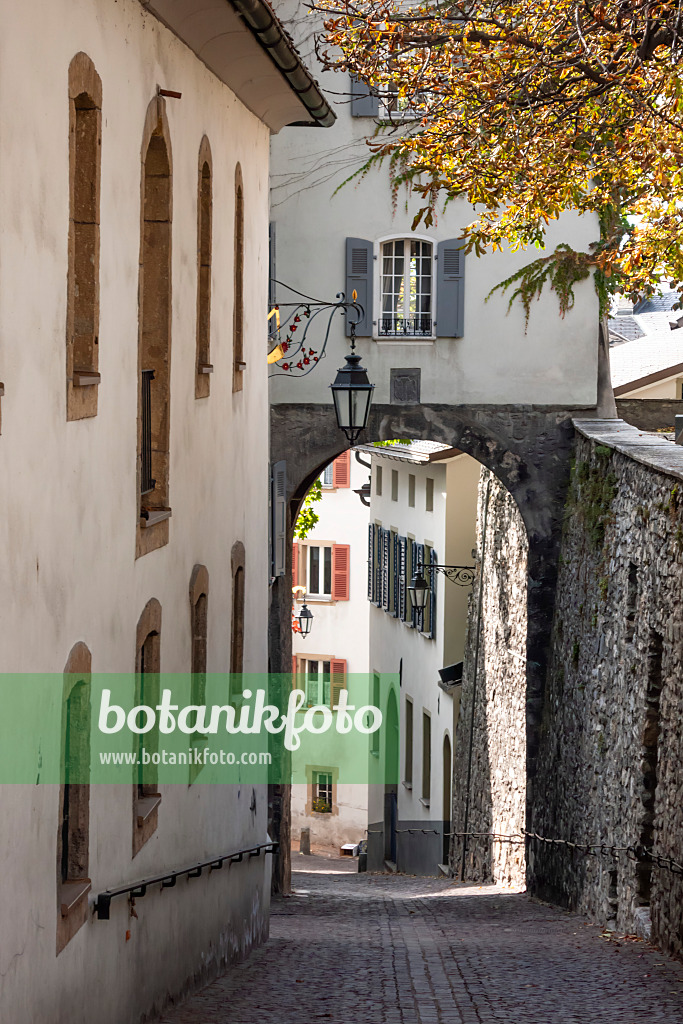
left=451, top=468, right=528, bottom=886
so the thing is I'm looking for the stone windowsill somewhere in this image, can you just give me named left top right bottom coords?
left=419, top=797, right=430, bottom=808
left=73, top=371, right=101, bottom=387
left=60, top=878, right=91, bottom=918
left=136, top=793, right=162, bottom=828
left=140, top=508, right=172, bottom=529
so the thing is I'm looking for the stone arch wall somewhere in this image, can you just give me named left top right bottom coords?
left=269, top=401, right=589, bottom=846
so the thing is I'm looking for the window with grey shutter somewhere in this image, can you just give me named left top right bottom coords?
left=268, top=221, right=276, bottom=309
left=271, top=461, right=286, bottom=578
left=436, top=239, right=466, bottom=338
left=345, top=238, right=373, bottom=337
left=382, top=529, right=390, bottom=610
left=374, top=525, right=382, bottom=605
left=368, top=524, right=375, bottom=602
left=412, top=543, right=425, bottom=630
left=350, top=75, right=380, bottom=118
left=398, top=536, right=407, bottom=621
left=429, top=548, right=438, bottom=641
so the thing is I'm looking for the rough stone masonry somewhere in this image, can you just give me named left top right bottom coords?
left=459, top=419, right=683, bottom=956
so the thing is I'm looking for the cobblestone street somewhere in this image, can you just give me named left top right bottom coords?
left=159, top=855, right=683, bottom=1023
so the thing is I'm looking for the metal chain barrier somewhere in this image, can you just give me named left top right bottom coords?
left=363, top=828, right=683, bottom=877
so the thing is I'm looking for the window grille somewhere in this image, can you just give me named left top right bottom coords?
left=141, top=369, right=155, bottom=496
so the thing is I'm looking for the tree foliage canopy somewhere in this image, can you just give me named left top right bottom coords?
left=314, top=0, right=683, bottom=314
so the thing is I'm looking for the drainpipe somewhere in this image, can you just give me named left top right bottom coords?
left=460, top=475, right=492, bottom=880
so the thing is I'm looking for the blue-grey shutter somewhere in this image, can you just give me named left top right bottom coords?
left=429, top=548, right=438, bottom=640
left=268, top=221, right=277, bottom=309
left=382, top=529, right=390, bottom=610
left=345, top=238, right=373, bottom=337
left=368, top=524, right=375, bottom=601
left=436, top=239, right=466, bottom=338
left=393, top=533, right=399, bottom=617
left=413, top=543, right=425, bottom=630
left=350, top=75, right=380, bottom=118
left=271, top=461, right=286, bottom=577
left=374, top=526, right=382, bottom=605
left=398, top=537, right=407, bottom=621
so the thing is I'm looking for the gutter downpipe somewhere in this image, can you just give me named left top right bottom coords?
left=460, top=475, right=492, bottom=881
left=229, top=0, right=336, bottom=127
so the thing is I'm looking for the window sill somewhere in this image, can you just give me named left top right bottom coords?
left=198, top=363, right=213, bottom=374
left=373, top=336, right=435, bottom=345
left=402, top=781, right=413, bottom=790
left=419, top=798, right=430, bottom=808
left=370, top=749, right=380, bottom=759
left=60, top=878, right=91, bottom=918
left=136, top=793, right=162, bottom=828
left=73, top=370, right=101, bottom=387
left=140, top=508, right=172, bottom=528
left=303, top=595, right=333, bottom=604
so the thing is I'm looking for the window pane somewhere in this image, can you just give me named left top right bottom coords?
left=382, top=240, right=404, bottom=316
left=321, top=464, right=334, bottom=487
left=310, top=547, right=320, bottom=594
left=323, top=546, right=332, bottom=594
left=306, top=661, right=319, bottom=704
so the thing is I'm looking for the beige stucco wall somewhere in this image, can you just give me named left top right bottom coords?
left=0, top=0, right=276, bottom=1021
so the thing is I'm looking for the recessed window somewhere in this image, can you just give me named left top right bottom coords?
left=404, top=697, right=413, bottom=785
left=233, top=164, right=245, bottom=391
left=303, top=659, right=331, bottom=705
left=321, top=463, right=334, bottom=488
left=137, top=102, right=173, bottom=556
left=376, top=465, right=383, bottom=496
left=230, top=542, right=246, bottom=705
left=309, top=544, right=332, bottom=597
left=67, top=54, right=102, bottom=420
left=426, top=477, right=434, bottom=512
left=312, top=770, right=334, bottom=813
left=379, top=239, right=433, bottom=338
left=195, top=138, right=213, bottom=398
left=391, top=470, right=399, bottom=501
left=57, top=642, right=92, bottom=953
left=422, top=712, right=431, bottom=803
left=408, top=474, right=416, bottom=507
left=133, top=598, right=162, bottom=856
left=189, top=565, right=209, bottom=782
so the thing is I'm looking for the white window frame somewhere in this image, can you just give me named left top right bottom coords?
left=373, top=234, right=437, bottom=343
left=306, top=543, right=333, bottom=600
left=320, top=463, right=334, bottom=488
left=301, top=659, right=332, bottom=706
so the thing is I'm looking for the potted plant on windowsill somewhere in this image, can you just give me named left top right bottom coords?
left=311, top=798, right=331, bottom=814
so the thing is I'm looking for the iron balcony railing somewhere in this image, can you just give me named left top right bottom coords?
left=378, top=316, right=432, bottom=338
left=141, top=369, right=155, bottom=496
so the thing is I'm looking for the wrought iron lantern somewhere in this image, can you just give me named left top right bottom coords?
left=407, top=570, right=430, bottom=610
left=296, top=601, right=314, bottom=638
left=330, top=317, right=374, bottom=445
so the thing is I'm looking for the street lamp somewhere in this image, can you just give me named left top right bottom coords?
left=296, top=601, right=314, bottom=638
left=330, top=316, right=374, bottom=445
left=408, top=562, right=477, bottom=610
left=407, top=570, right=430, bottom=610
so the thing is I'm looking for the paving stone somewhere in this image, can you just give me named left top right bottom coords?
left=157, top=857, right=683, bottom=1024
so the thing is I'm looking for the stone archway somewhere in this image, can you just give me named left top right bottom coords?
left=269, top=399, right=591, bottom=890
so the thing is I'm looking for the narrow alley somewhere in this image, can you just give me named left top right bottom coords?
left=159, top=856, right=683, bottom=1024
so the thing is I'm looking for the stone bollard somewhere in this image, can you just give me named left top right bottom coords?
left=300, top=827, right=311, bottom=856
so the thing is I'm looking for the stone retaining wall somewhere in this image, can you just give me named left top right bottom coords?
left=530, top=420, right=683, bottom=955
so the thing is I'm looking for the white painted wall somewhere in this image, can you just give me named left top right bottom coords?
left=0, top=0, right=289, bottom=1020
left=367, top=451, right=477, bottom=859
left=271, top=4, right=600, bottom=410
left=291, top=454, right=370, bottom=848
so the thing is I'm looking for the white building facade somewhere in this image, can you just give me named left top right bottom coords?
left=364, top=443, right=479, bottom=875
left=0, top=1, right=330, bottom=1022
left=291, top=452, right=370, bottom=850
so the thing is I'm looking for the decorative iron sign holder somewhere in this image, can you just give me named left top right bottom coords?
left=268, top=280, right=363, bottom=378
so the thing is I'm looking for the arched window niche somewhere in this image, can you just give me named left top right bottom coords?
left=137, top=97, right=173, bottom=557
left=196, top=137, right=213, bottom=398
left=66, top=53, right=102, bottom=420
